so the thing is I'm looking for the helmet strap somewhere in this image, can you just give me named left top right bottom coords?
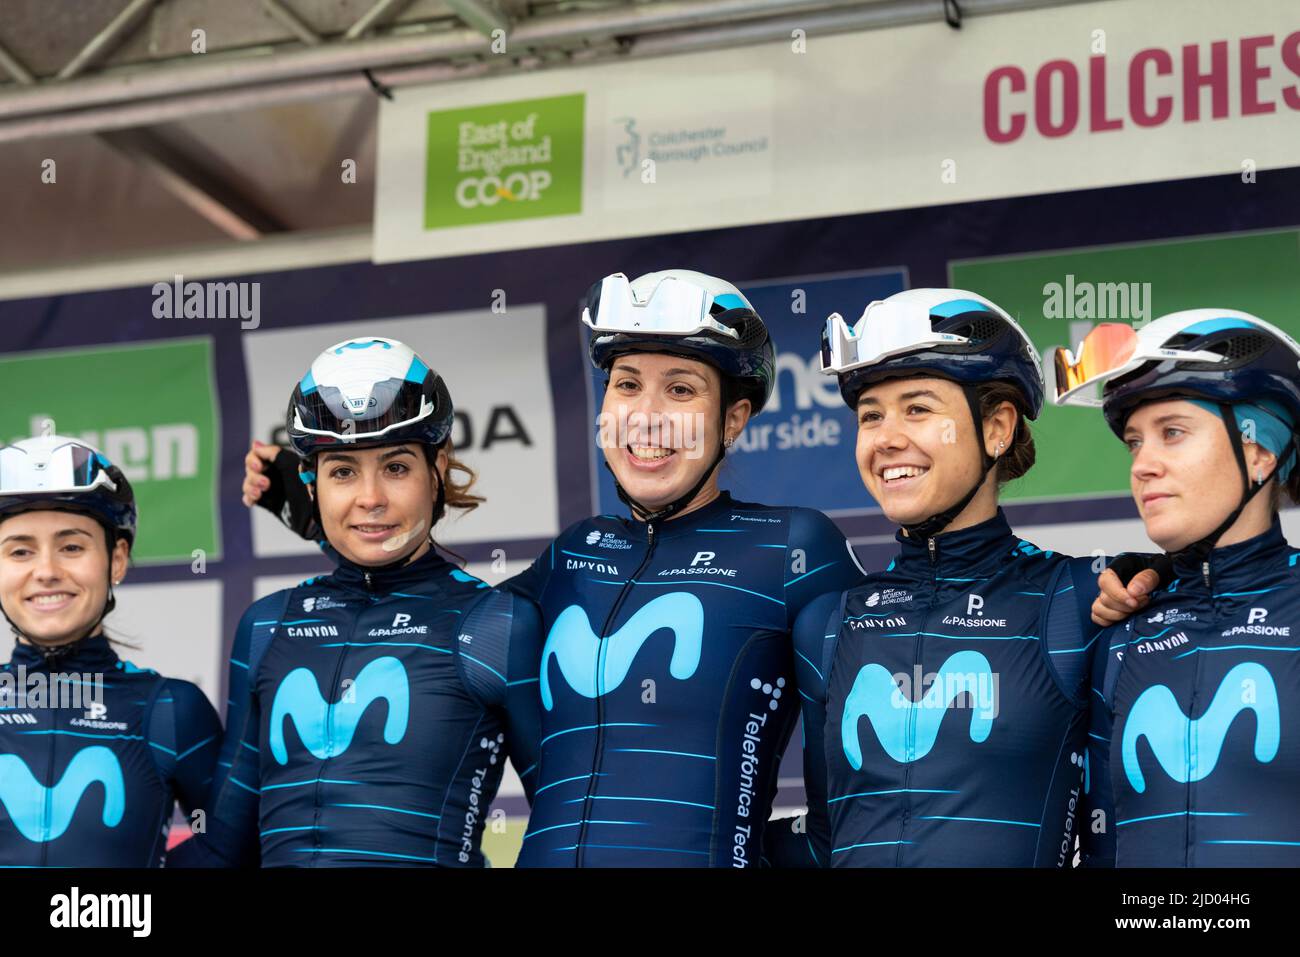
left=607, top=442, right=726, bottom=525
left=1173, top=403, right=1292, bottom=565
left=901, top=384, right=1000, bottom=542
left=604, top=382, right=735, bottom=525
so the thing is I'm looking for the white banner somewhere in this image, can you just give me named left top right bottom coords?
left=375, top=0, right=1300, bottom=263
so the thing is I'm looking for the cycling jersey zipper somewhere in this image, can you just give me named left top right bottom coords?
left=308, top=576, right=371, bottom=863
left=1187, top=560, right=1211, bottom=867
left=575, top=521, right=658, bottom=867
left=41, top=691, right=57, bottom=865
left=897, top=537, right=938, bottom=864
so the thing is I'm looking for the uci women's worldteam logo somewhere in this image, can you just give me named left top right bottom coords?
left=0, top=747, right=125, bottom=842
left=269, top=657, right=410, bottom=764
left=841, top=651, right=998, bottom=768
left=540, top=592, right=704, bottom=710
left=1121, top=662, right=1280, bottom=793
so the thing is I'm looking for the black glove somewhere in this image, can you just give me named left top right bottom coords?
left=254, top=446, right=321, bottom=541
left=1107, top=552, right=1174, bottom=589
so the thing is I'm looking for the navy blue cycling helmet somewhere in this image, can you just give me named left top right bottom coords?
left=1055, top=309, right=1300, bottom=561
left=821, top=288, right=1045, bottom=417
left=286, top=336, right=454, bottom=459
left=0, top=434, right=138, bottom=638
left=285, top=336, right=456, bottom=540
left=582, top=269, right=777, bottom=523
left=820, top=288, right=1044, bottom=539
left=0, top=435, right=137, bottom=546
left=1054, top=310, right=1300, bottom=437
left=583, top=269, right=776, bottom=414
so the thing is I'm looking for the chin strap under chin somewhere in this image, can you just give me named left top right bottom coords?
left=1172, top=404, right=1294, bottom=568
left=901, top=385, right=1001, bottom=542
left=607, top=442, right=728, bottom=525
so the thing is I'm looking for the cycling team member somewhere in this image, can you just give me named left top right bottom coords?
left=171, top=337, right=541, bottom=867
left=1056, top=310, right=1300, bottom=867
left=0, top=435, right=220, bottom=867
left=777, top=289, right=1153, bottom=867
left=244, top=270, right=867, bottom=867
left=506, top=269, right=865, bottom=867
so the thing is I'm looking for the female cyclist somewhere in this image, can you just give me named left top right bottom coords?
left=782, top=288, right=1154, bottom=867
left=245, top=270, right=868, bottom=867
left=0, top=434, right=220, bottom=866
left=170, top=337, right=541, bottom=867
left=1056, top=310, right=1300, bottom=866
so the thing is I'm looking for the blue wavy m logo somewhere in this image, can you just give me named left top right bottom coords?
left=540, top=592, right=704, bottom=710
left=0, top=746, right=125, bottom=842
left=270, top=656, right=409, bottom=764
left=1122, top=662, right=1280, bottom=793
left=841, top=650, right=996, bottom=767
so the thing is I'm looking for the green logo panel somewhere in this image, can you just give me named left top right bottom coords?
left=0, top=338, right=220, bottom=564
left=424, top=93, right=585, bottom=229
left=951, top=230, right=1300, bottom=501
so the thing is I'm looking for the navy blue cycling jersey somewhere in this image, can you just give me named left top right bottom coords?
left=0, top=633, right=220, bottom=867
left=502, top=490, right=865, bottom=867
left=1086, top=519, right=1300, bottom=867
left=784, top=510, right=1102, bottom=867
left=169, top=544, right=542, bottom=868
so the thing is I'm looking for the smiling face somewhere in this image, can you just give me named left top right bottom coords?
left=855, top=375, right=1015, bottom=530
left=312, top=443, right=447, bottom=566
left=1124, top=399, right=1277, bottom=552
left=599, top=351, right=751, bottom=517
left=0, top=510, right=128, bottom=646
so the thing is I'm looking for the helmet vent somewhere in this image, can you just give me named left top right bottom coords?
left=718, top=313, right=768, bottom=351
left=1181, top=331, right=1273, bottom=370
left=930, top=313, right=1005, bottom=353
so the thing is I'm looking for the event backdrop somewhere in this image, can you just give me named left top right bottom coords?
left=5, top=169, right=1300, bottom=862
left=4, top=0, right=1300, bottom=861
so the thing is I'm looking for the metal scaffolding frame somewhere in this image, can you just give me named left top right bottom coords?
left=0, top=0, right=1091, bottom=127
left=0, top=0, right=1097, bottom=247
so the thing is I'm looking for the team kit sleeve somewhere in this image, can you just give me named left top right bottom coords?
left=1080, top=622, right=1121, bottom=867
left=499, top=534, right=563, bottom=606
left=782, top=508, right=867, bottom=622
left=455, top=589, right=546, bottom=804
left=501, top=598, right=544, bottom=802
left=152, top=679, right=223, bottom=819
left=762, top=510, right=863, bottom=867
left=1039, top=556, right=1108, bottom=701
left=166, top=599, right=278, bottom=868
left=764, top=590, right=842, bottom=868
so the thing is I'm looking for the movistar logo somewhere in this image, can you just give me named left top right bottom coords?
left=841, top=651, right=997, bottom=767
left=540, top=592, right=704, bottom=710
left=269, top=656, right=410, bottom=764
left=0, top=746, right=125, bottom=842
left=1121, top=662, right=1280, bottom=793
